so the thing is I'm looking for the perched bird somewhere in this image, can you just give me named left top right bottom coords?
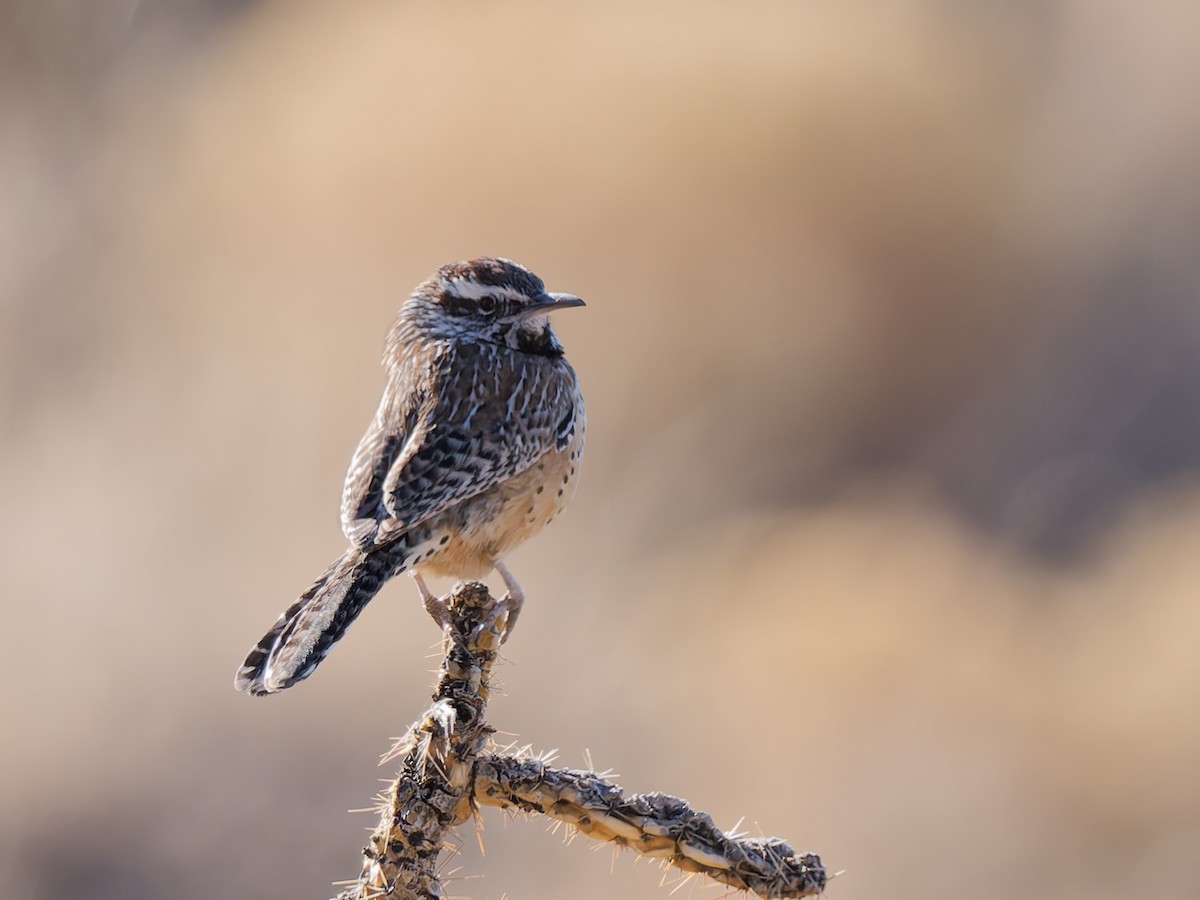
left=235, top=258, right=586, bottom=695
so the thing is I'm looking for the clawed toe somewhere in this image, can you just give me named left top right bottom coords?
left=413, top=572, right=450, bottom=628
left=492, top=560, right=525, bottom=643
left=498, top=592, right=524, bottom=643
left=424, top=593, right=450, bottom=628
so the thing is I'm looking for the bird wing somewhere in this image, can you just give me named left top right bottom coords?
left=339, top=382, right=426, bottom=546
left=343, top=341, right=579, bottom=549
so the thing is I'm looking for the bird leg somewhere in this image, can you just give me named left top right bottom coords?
left=412, top=572, right=449, bottom=628
left=493, top=560, right=525, bottom=642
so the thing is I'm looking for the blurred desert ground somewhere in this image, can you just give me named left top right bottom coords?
left=2, top=1, right=1200, bottom=897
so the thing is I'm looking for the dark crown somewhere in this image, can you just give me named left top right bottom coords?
left=437, top=258, right=546, bottom=300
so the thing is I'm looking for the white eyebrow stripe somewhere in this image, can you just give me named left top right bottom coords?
left=441, top=278, right=529, bottom=303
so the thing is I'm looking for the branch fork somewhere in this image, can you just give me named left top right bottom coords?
left=334, top=582, right=826, bottom=900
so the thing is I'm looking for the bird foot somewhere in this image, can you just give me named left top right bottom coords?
left=493, top=560, right=525, bottom=643
left=498, top=592, right=524, bottom=643
left=412, top=572, right=450, bottom=628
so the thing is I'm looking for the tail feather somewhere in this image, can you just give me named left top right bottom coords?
left=235, top=544, right=406, bottom=695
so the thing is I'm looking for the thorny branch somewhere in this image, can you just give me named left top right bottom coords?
left=333, top=582, right=826, bottom=900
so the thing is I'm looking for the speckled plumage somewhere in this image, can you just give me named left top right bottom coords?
left=236, top=258, right=585, bottom=695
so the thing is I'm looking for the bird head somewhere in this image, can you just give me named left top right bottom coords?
left=399, top=257, right=585, bottom=357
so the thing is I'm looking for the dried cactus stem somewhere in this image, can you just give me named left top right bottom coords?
left=334, top=581, right=827, bottom=900
left=336, top=581, right=504, bottom=900
left=472, top=755, right=826, bottom=899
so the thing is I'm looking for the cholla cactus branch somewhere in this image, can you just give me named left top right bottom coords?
left=335, top=581, right=504, bottom=900
left=333, top=582, right=826, bottom=899
left=473, top=754, right=826, bottom=898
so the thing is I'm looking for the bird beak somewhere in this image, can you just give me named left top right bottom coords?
left=517, top=292, right=586, bottom=319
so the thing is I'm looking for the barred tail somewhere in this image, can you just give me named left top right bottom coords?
left=235, top=543, right=407, bottom=696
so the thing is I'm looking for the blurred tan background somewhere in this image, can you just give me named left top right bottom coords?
left=3, top=1, right=1200, bottom=897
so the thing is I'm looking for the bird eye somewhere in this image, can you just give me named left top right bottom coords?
left=477, top=296, right=498, bottom=314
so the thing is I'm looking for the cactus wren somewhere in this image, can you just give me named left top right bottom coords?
left=235, top=258, right=586, bottom=695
